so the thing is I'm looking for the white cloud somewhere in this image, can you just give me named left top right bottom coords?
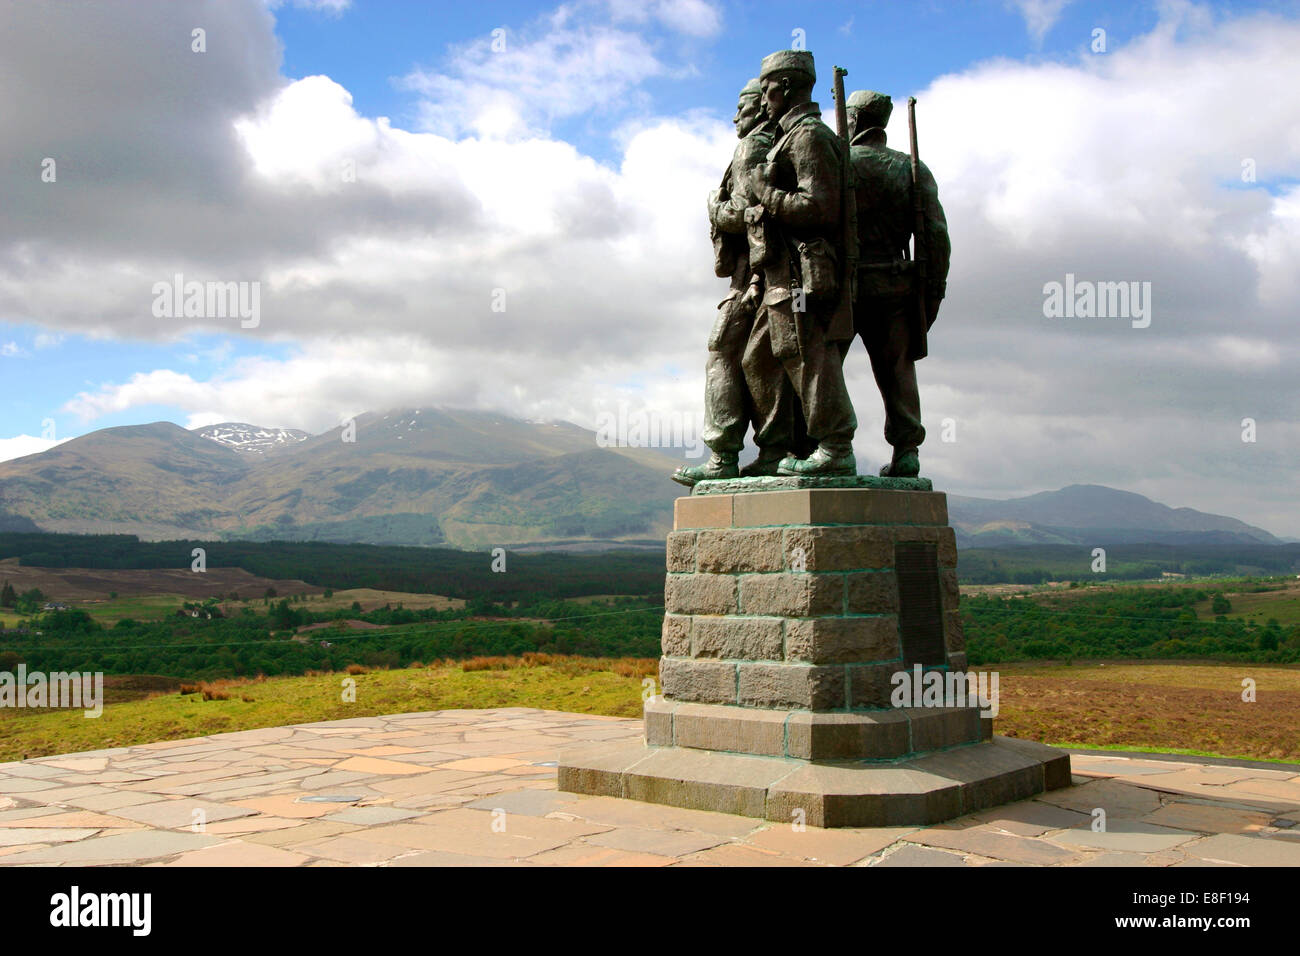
left=402, top=22, right=666, bottom=139
left=0, top=341, right=27, bottom=358
left=395, top=0, right=719, bottom=140
left=607, top=0, right=722, bottom=37
left=1008, top=0, right=1074, bottom=44
left=61, top=331, right=708, bottom=439
left=1231, top=184, right=1300, bottom=305
left=268, top=0, right=351, bottom=14
left=0, top=434, right=70, bottom=463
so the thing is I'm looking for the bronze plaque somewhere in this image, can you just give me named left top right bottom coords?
left=895, top=541, right=946, bottom=668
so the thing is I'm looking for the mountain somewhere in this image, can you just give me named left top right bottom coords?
left=0, top=409, right=685, bottom=549
left=0, top=422, right=249, bottom=539
left=196, top=422, right=308, bottom=456
left=0, top=414, right=1282, bottom=551
left=948, top=484, right=1281, bottom=547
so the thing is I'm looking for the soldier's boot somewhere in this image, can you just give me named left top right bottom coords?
left=672, top=451, right=740, bottom=488
left=739, top=447, right=786, bottom=478
left=879, top=447, right=920, bottom=478
left=777, top=445, right=857, bottom=478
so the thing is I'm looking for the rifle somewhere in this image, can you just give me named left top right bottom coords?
left=832, top=66, right=858, bottom=338
left=907, top=96, right=928, bottom=361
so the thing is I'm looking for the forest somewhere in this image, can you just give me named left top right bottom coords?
left=1, top=583, right=1296, bottom=682
left=962, top=584, right=1300, bottom=665
left=1, top=532, right=1297, bottom=681
left=0, top=533, right=663, bottom=601
left=0, top=595, right=663, bottom=680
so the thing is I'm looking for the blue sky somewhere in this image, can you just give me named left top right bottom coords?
left=269, top=0, right=1170, bottom=161
left=1, top=324, right=293, bottom=440
left=2, top=0, right=1298, bottom=533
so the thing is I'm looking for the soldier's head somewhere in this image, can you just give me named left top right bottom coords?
left=847, top=90, right=892, bottom=141
left=733, top=78, right=764, bottom=138
left=758, top=50, right=816, bottom=123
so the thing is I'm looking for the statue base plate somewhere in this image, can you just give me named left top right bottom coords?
left=557, top=735, right=1070, bottom=828
left=693, top=475, right=932, bottom=495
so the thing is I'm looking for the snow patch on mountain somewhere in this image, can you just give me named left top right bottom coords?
left=195, top=422, right=309, bottom=455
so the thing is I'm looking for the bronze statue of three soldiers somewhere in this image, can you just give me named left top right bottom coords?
left=674, top=49, right=950, bottom=486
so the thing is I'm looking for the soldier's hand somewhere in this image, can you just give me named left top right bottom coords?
left=740, top=282, right=761, bottom=311
left=706, top=193, right=720, bottom=227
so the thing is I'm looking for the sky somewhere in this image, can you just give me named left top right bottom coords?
left=0, top=0, right=1298, bottom=534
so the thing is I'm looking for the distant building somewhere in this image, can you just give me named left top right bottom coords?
left=1161, top=572, right=1185, bottom=579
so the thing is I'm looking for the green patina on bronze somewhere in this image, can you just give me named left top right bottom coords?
left=691, top=474, right=933, bottom=495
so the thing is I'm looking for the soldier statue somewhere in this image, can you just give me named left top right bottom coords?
left=674, top=57, right=952, bottom=488
left=843, top=89, right=950, bottom=477
left=673, top=79, right=795, bottom=486
left=741, top=49, right=858, bottom=478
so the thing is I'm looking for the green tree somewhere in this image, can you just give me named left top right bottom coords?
left=15, top=588, right=45, bottom=613
left=1212, top=594, right=1232, bottom=615
left=268, top=598, right=301, bottom=631
left=1, top=580, right=17, bottom=607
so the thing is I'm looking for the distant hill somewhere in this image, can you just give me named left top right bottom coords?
left=0, top=422, right=252, bottom=540
left=948, top=484, right=1280, bottom=548
left=0, top=409, right=685, bottom=549
left=0, top=412, right=1282, bottom=551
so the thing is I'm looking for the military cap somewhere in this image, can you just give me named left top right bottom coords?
left=739, top=77, right=762, bottom=99
left=759, top=49, right=815, bottom=84
left=847, top=90, right=893, bottom=128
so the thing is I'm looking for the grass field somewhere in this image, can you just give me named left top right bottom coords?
left=994, top=661, right=1300, bottom=763
left=307, top=588, right=465, bottom=613
left=0, top=659, right=1296, bottom=765
left=1189, top=583, right=1300, bottom=626
left=966, top=574, right=1300, bottom=626
left=0, top=656, right=656, bottom=761
left=1, top=586, right=465, bottom=628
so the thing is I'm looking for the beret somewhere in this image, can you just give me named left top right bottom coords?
left=847, top=89, right=893, bottom=127
left=759, top=49, right=815, bottom=84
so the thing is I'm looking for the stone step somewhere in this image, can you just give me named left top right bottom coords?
left=645, top=699, right=992, bottom=759
left=557, top=736, right=1071, bottom=828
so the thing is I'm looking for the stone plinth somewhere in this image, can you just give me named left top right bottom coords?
left=557, top=483, right=1070, bottom=827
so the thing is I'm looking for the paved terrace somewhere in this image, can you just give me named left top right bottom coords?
left=0, top=708, right=1297, bottom=867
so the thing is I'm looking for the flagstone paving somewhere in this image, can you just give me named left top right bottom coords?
left=0, top=707, right=1296, bottom=867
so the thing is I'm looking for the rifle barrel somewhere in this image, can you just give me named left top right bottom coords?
left=907, top=97, right=925, bottom=270
left=833, top=67, right=849, bottom=142
left=907, top=96, right=929, bottom=361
